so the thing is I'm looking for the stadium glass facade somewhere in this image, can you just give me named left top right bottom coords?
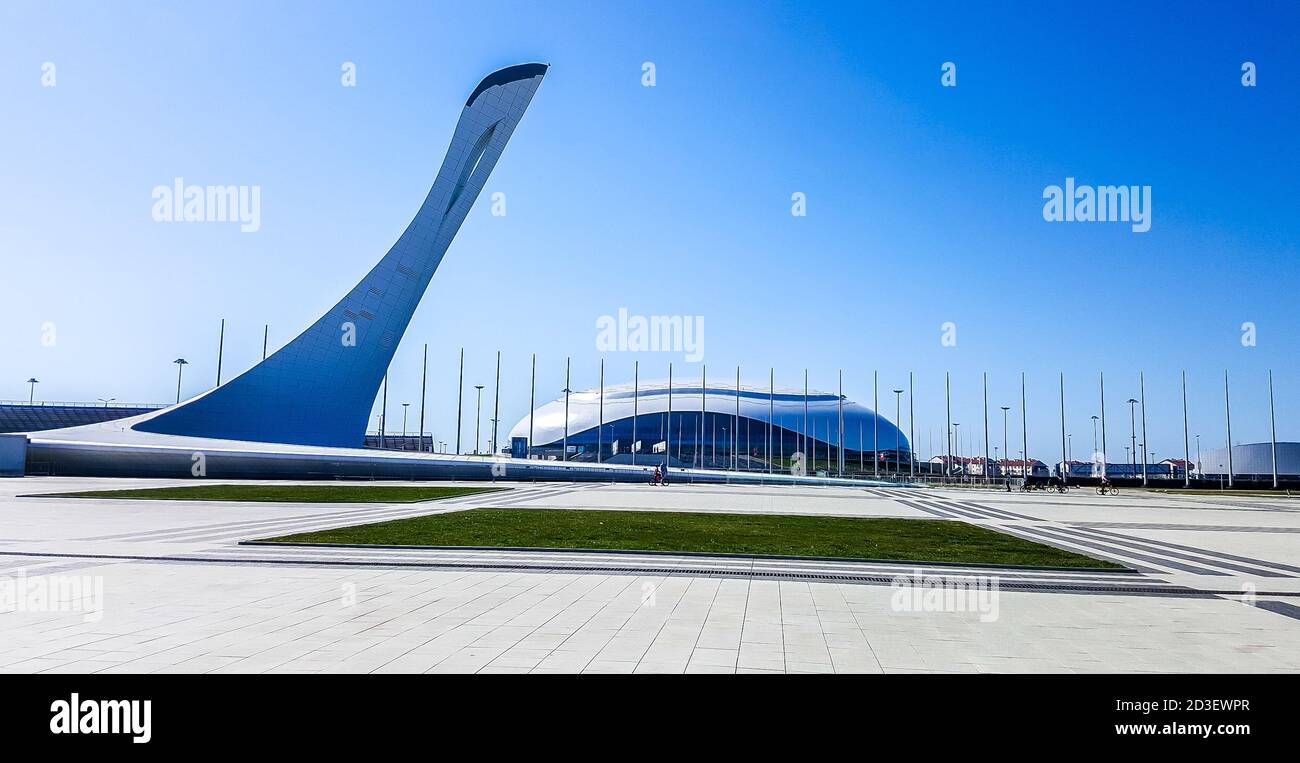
left=509, top=381, right=912, bottom=472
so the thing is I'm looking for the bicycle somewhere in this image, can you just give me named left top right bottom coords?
left=1096, top=483, right=1119, bottom=496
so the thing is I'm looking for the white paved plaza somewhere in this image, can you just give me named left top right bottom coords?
left=2, top=477, right=1299, bottom=673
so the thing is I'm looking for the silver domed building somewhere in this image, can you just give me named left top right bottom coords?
left=1197, top=442, right=1300, bottom=477
left=509, top=379, right=911, bottom=472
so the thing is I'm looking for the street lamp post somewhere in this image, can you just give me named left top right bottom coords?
left=893, top=388, right=904, bottom=477
left=982, top=373, right=990, bottom=485
left=562, top=357, right=571, bottom=461
left=735, top=367, right=741, bottom=472
left=1224, top=369, right=1234, bottom=488
left=1000, top=406, right=1010, bottom=480
left=699, top=365, right=708, bottom=469
left=872, top=370, right=878, bottom=478
left=491, top=351, right=501, bottom=458
left=1020, top=372, right=1029, bottom=482
left=1182, top=370, right=1191, bottom=487
left=419, top=344, right=428, bottom=452
left=98, top=397, right=115, bottom=408
left=667, top=362, right=673, bottom=469
left=1059, top=372, right=1068, bottom=486
left=1127, top=398, right=1138, bottom=474
left=1090, top=415, right=1099, bottom=454
left=172, top=359, right=188, bottom=404
left=598, top=358, right=605, bottom=465
left=528, top=354, right=536, bottom=460
left=839, top=371, right=846, bottom=478
left=401, top=403, right=410, bottom=448
left=945, top=372, right=952, bottom=482
left=766, top=369, right=774, bottom=475
left=455, top=348, right=464, bottom=455
left=1139, top=373, right=1148, bottom=488
left=909, top=372, right=916, bottom=480
left=473, top=385, right=485, bottom=455
left=632, top=361, right=638, bottom=467
left=1099, top=371, right=1108, bottom=466
left=26, top=377, right=39, bottom=405
left=1269, top=369, right=1279, bottom=490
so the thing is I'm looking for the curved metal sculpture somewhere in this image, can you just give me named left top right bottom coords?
left=134, top=64, right=548, bottom=446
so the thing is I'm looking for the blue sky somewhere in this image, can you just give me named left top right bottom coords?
left=2, top=1, right=1297, bottom=462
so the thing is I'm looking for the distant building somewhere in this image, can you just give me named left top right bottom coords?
left=1197, top=443, right=1300, bottom=477
left=1000, top=458, right=1050, bottom=477
left=930, top=455, right=1048, bottom=477
left=1054, top=460, right=1090, bottom=478
left=1061, top=462, right=1179, bottom=479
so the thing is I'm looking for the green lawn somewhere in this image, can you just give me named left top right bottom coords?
left=260, top=508, right=1120, bottom=568
left=35, top=484, right=502, bottom=503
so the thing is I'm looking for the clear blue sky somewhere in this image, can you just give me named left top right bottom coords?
left=2, top=1, right=1297, bottom=462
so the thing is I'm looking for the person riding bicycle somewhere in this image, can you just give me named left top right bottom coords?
left=651, top=465, right=663, bottom=485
